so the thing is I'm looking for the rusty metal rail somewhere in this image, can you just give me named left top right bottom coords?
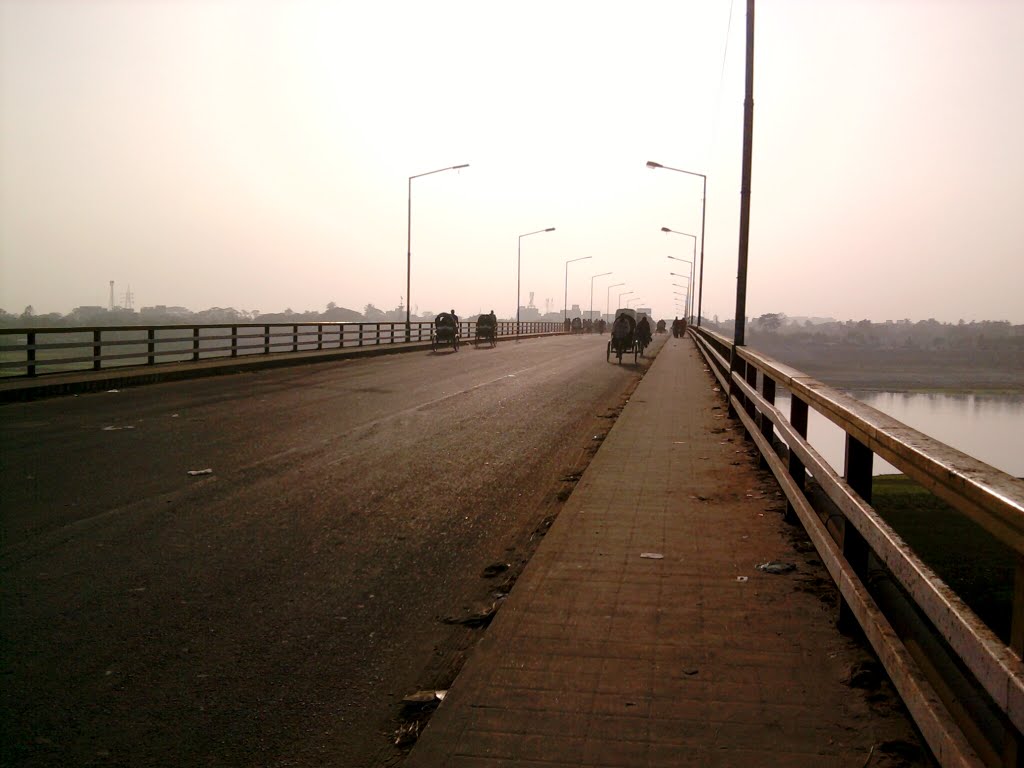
left=0, top=320, right=560, bottom=378
left=691, top=326, right=1024, bottom=768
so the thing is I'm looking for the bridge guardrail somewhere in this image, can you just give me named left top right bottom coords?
left=0, top=320, right=562, bottom=378
left=691, top=325, right=1024, bottom=768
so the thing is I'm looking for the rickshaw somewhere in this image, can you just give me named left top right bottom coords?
left=606, top=309, right=639, bottom=364
left=474, top=313, right=497, bottom=348
left=431, top=312, right=460, bottom=352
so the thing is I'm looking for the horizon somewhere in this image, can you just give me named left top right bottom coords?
left=5, top=298, right=1022, bottom=328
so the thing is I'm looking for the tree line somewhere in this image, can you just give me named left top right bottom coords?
left=0, top=302, right=439, bottom=328
left=703, top=313, right=1024, bottom=352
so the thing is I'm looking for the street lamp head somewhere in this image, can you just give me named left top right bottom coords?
left=646, top=161, right=663, bottom=169
left=660, top=227, right=672, bottom=232
left=545, top=227, right=556, bottom=232
left=453, top=164, right=470, bottom=169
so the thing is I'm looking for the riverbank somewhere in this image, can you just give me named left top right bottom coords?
left=746, top=338, right=1024, bottom=393
left=872, top=474, right=1015, bottom=642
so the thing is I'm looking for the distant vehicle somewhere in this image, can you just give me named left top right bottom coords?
left=474, top=313, right=497, bottom=348
left=607, top=308, right=639, bottom=364
left=431, top=312, right=460, bottom=352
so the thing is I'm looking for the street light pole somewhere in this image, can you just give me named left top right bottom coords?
left=517, top=227, right=556, bottom=337
left=670, top=268, right=693, bottom=322
left=606, top=282, right=624, bottom=324
left=589, top=272, right=612, bottom=324
left=672, top=287, right=690, bottom=321
left=407, top=163, right=469, bottom=341
left=617, top=290, right=634, bottom=309
left=665, top=232, right=698, bottom=324
left=646, top=161, right=707, bottom=326
left=563, top=256, right=592, bottom=323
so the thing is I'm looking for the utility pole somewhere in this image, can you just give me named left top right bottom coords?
left=729, top=0, right=755, bottom=419
left=734, top=0, right=754, bottom=349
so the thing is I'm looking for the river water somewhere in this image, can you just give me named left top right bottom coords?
left=771, top=390, right=1024, bottom=478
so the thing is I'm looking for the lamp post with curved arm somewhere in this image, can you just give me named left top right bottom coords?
left=617, top=290, right=634, bottom=309
left=668, top=256, right=694, bottom=324
left=406, top=163, right=469, bottom=341
left=606, top=282, right=625, bottom=324
left=626, top=297, right=642, bottom=308
left=647, top=161, right=707, bottom=326
left=663, top=229, right=698, bottom=324
left=564, top=256, right=592, bottom=322
left=590, top=272, right=612, bottom=324
left=517, top=227, right=556, bottom=337
left=670, top=269, right=692, bottom=320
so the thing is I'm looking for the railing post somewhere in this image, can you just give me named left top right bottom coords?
left=317, top=324, right=323, bottom=351
left=148, top=328, right=156, bottom=365
left=787, top=395, right=808, bottom=524
left=27, top=331, right=36, bottom=377
left=263, top=325, right=270, bottom=354
left=231, top=326, right=238, bottom=358
left=292, top=325, right=298, bottom=352
left=839, top=434, right=873, bottom=633
left=192, top=327, right=200, bottom=362
left=358, top=323, right=364, bottom=347
left=760, top=375, right=775, bottom=470
left=728, top=349, right=744, bottom=418
left=376, top=323, right=381, bottom=345
left=744, top=362, right=757, bottom=423
left=1007, top=559, right=1024, bottom=767
left=94, top=330, right=102, bottom=370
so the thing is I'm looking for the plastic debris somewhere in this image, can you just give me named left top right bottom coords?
left=481, top=562, right=510, bottom=578
left=107, top=389, right=120, bottom=393
left=736, top=576, right=749, bottom=582
left=402, top=690, right=447, bottom=706
left=756, top=561, right=796, bottom=574
left=640, top=552, right=664, bottom=560
left=102, top=425, right=135, bottom=431
left=187, top=468, right=213, bottom=476
left=394, top=721, right=420, bottom=747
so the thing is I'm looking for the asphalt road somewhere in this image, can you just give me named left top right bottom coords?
left=0, top=334, right=653, bottom=767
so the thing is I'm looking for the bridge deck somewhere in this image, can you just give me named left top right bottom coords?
left=405, top=337, right=927, bottom=767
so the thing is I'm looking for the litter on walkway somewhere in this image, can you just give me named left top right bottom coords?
left=187, top=468, right=213, bottom=476
left=101, top=425, right=134, bottom=431
left=402, top=690, right=447, bottom=707
left=481, top=562, right=510, bottom=578
left=640, top=552, right=664, bottom=559
left=756, top=561, right=796, bottom=574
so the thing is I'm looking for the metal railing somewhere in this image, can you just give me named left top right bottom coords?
left=691, top=325, right=1024, bottom=768
left=0, top=321, right=562, bottom=378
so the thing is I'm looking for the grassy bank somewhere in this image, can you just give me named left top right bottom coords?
left=872, top=474, right=1015, bottom=642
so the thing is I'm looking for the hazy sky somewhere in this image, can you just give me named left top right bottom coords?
left=2, top=0, right=1022, bottom=323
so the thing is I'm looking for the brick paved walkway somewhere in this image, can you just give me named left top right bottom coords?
left=405, top=335, right=927, bottom=767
